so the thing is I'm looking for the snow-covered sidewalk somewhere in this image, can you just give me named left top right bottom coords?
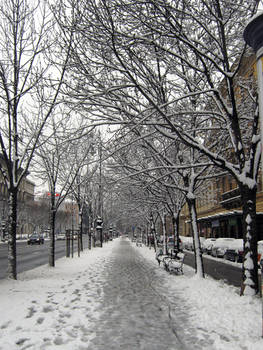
left=0, top=237, right=262, bottom=350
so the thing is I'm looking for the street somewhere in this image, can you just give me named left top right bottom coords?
left=184, top=251, right=242, bottom=288
left=0, top=239, right=243, bottom=289
left=0, top=238, right=86, bottom=279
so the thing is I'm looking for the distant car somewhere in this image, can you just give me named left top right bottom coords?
left=56, top=233, right=66, bottom=240
left=224, top=239, right=244, bottom=262
left=27, top=233, right=44, bottom=245
left=211, top=238, right=235, bottom=258
left=202, top=238, right=217, bottom=254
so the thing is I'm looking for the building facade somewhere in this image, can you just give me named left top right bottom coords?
left=179, top=174, right=263, bottom=241
left=0, top=171, right=35, bottom=239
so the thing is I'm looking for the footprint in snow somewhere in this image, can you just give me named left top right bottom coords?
left=26, top=306, right=37, bottom=318
left=71, top=297, right=80, bottom=303
left=42, top=305, right=54, bottom=313
left=36, top=317, right=45, bottom=325
left=53, top=336, right=65, bottom=345
left=59, top=311, right=71, bottom=319
left=16, top=338, right=29, bottom=345
left=0, top=321, right=11, bottom=329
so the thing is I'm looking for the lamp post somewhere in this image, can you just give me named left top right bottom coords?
left=150, top=213, right=154, bottom=249
left=150, top=212, right=158, bottom=250
left=90, top=226, right=94, bottom=248
left=109, top=225, right=113, bottom=241
left=1, top=199, right=6, bottom=241
left=96, top=216, right=103, bottom=247
left=244, top=12, right=263, bottom=338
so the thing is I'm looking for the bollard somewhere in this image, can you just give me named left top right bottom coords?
left=66, top=230, right=70, bottom=257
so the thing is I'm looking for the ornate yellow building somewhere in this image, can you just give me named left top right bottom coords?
left=180, top=174, right=263, bottom=241
left=0, top=155, right=35, bottom=239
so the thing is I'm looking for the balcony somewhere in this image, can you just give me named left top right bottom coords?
left=220, top=187, right=241, bottom=209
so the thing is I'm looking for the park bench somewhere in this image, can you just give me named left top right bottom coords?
left=156, top=249, right=185, bottom=275
left=166, top=252, right=185, bottom=275
left=155, top=249, right=167, bottom=266
left=136, top=239, right=143, bottom=247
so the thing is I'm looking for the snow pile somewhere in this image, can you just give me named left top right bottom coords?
left=0, top=238, right=262, bottom=349
left=139, top=244, right=263, bottom=350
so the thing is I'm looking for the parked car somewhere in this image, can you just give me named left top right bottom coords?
left=182, top=236, right=205, bottom=251
left=199, top=237, right=206, bottom=250
left=167, top=236, right=182, bottom=253
left=211, top=238, right=235, bottom=258
left=27, top=233, right=44, bottom=245
left=167, top=236, right=174, bottom=246
left=258, top=240, right=263, bottom=268
left=224, top=239, right=244, bottom=262
left=180, top=236, right=190, bottom=250
left=202, top=238, right=217, bottom=254
left=184, top=237, right=193, bottom=250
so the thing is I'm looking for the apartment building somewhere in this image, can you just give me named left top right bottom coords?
left=179, top=173, right=263, bottom=241
left=179, top=51, right=263, bottom=241
left=0, top=154, right=35, bottom=238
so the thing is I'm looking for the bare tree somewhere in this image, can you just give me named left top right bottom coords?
left=35, top=114, right=95, bottom=266
left=0, top=0, right=73, bottom=279
left=58, top=0, right=261, bottom=295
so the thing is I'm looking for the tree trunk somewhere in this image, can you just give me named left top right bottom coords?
left=146, top=222, right=149, bottom=247
left=162, top=213, right=167, bottom=255
left=152, top=225, right=157, bottom=252
left=187, top=196, right=204, bottom=278
left=79, top=209, right=83, bottom=252
left=92, top=221, right=95, bottom=248
left=7, top=188, right=18, bottom=279
left=240, top=184, right=258, bottom=295
left=49, top=194, right=56, bottom=267
left=88, top=223, right=92, bottom=250
left=173, top=214, right=180, bottom=251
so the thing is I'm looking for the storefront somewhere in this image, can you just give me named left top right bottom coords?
left=197, top=211, right=263, bottom=240
left=198, top=211, right=242, bottom=239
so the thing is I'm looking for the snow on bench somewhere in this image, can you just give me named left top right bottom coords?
left=156, top=250, right=185, bottom=275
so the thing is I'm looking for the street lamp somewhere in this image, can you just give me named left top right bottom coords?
left=244, top=12, right=263, bottom=338
left=149, top=213, right=154, bottom=249
left=1, top=199, right=6, bottom=241
left=96, top=216, right=103, bottom=247
left=109, top=225, right=113, bottom=240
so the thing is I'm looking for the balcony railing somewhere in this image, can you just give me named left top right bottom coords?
left=220, top=187, right=241, bottom=209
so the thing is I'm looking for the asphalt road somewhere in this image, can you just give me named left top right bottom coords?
left=0, top=237, right=88, bottom=279
left=184, top=251, right=243, bottom=287
left=0, top=240, right=243, bottom=288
